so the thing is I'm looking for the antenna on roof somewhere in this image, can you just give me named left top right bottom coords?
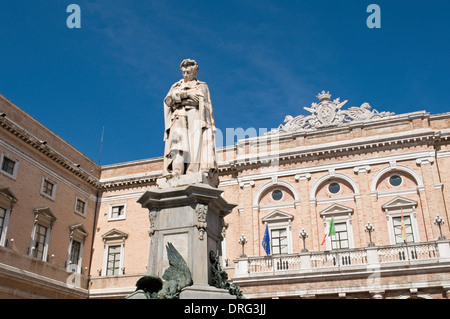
left=98, top=126, right=105, bottom=165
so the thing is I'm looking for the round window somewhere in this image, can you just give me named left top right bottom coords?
left=328, top=183, right=341, bottom=194
left=272, top=190, right=283, bottom=201
left=389, top=175, right=402, bottom=187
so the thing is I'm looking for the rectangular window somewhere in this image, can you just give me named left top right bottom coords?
left=32, top=224, right=48, bottom=260
left=110, top=205, right=125, bottom=219
left=271, top=229, right=288, bottom=255
left=331, top=222, right=349, bottom=250
left=106, top=245, right=121, bottom=275
left=393, top=215, right=414, bottom=243
left=1, top=157, right=15, bottom=175
left=75, top=199, right=86, bottom=215
left=42, top=180, right=54, bottom=196
left=69, top=240, right=81, bottom=272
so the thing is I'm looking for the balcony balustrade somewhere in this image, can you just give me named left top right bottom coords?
left=233, top=240, right=450, bottom=278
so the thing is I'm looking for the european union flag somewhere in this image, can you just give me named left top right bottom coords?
left=262, top=224, right=271, bottom=256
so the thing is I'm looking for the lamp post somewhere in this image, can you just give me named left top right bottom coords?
left=238, top=234, right=248, bottom=257
left=299, top=228, right=309, bottom=252
left=434, top=214, right=446, bottom=240
left=365, top=221, right=375, bottom=247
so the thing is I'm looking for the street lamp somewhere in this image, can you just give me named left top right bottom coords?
left=365, top=221, right=375, bottom=246
left=434, top=214, right=446, bottom=240
left=299, top=228, right=309, bottom=252
left=238, top=234, right=248, bottom=257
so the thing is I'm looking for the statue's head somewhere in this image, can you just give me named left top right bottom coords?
left=180, top=59, right=199, bottom=81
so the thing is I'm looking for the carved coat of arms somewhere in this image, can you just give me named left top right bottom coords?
left=270, top=91, right=395, bottom=134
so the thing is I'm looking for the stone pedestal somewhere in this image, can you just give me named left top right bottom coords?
left=180, top=285, right=237, bottom=299
left=137, top=182, right=236, bottom=295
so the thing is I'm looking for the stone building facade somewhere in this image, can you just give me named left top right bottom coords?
left=0, top=91, right=449, bottom=299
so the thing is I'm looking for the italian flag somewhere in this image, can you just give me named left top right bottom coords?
left=321, top=217, right=335, bottom=245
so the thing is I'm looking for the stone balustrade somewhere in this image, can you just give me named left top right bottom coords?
left=233, top=240, right=450, bottom=277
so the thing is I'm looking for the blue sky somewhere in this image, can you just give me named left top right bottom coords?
left=0, top=1, right=449, bottom=165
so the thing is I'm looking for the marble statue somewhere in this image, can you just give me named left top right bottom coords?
left=162, top=59, right=217, bottom=179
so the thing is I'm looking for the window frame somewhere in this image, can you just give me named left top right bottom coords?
left=74, top=197, right=87, bottom=217
left=40, top=177, right=57, bottom=200
left=382, top=196, right=420, bottom=245
left=320, top=204, right=355, bottom=251
left=30, top=207, right=56, bottom=261
left=270, top=227, right=289, bottom=255
left=108, top=203, right=127, bottom=221
left=261, top=210, right=294, bottom=255
left=0, top=153, right=19, bottom=180
left=0, top=207, right=7, bottom=247
left=67, top=224, right=88, bottom=273
left=101, top=229, right=128, bottom=276
left=31, top=224, right=49, bottom=260
left=330, top=222, right=350, bottom=250
left=0, top=187, right=17, bottom=247
left=106, top=245, right=122, bottom=276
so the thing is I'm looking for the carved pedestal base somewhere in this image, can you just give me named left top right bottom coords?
left=137, top=183, right=236, bottom=292
left=180, top=285, right=237, bottom=299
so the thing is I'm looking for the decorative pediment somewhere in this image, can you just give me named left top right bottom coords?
left=320, top=203, right=354, bottom=217
left=0, top=186, right=18, bottom=208
left=268, top=91, right=394, bottom=135
left=262, top=210, right=294, bottom=223
left=70, top=224, right=89, bottom=237
left=382, top=196, right=417, bottom=209
left=33, top=206, right=56, bottom=220
left=101, top=228, right=128, bottom=242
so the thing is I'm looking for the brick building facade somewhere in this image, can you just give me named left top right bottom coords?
left=1, top=91, right=449, bottom=299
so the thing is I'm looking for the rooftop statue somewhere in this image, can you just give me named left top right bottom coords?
left=269, top=91, right=395, bottom=134
left=162, top=59, right=218, bottom=179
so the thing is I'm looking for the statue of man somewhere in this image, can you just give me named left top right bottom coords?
left=162, top=59, right=217, bottom=177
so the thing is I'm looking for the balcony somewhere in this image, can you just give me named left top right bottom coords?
left=232, top=240, right=450, bottom=298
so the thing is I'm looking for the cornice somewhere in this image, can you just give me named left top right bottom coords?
left=0, top=115, right=100, bottom=188
left=218, top=128, right=444, bottom=172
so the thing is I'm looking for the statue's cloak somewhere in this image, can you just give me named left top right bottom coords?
left=162, top=79, right=217, bottom=175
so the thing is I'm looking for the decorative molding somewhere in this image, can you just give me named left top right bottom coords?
left=148, top=209, right=158, bottom=237
left=416, top=157, right=435, bottom=166
left=239, top=180, right=255, bottom=188
left=0, top=139, right=97, bottom=201
left=101, top=228, right=128, bottom=244
left=294, top=173, right=311, bottom=182
left=319, top=203, right=354, bottom=217
left=253, top=180, right=300, bottom=204
left=196, top=203, right=208, bottom=240
left=269, top=91, right=395, bottom=134
left=310, top=173, right=360, bottom=201
left=261, top=210, right=294, bottom=223
left=0, top=115, right=99, bottom=187
left=370, top=164, right=424, bottom=195
left=354, top=165, right=371, bottom=174
left=382, top=196, right=418, bottom=210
